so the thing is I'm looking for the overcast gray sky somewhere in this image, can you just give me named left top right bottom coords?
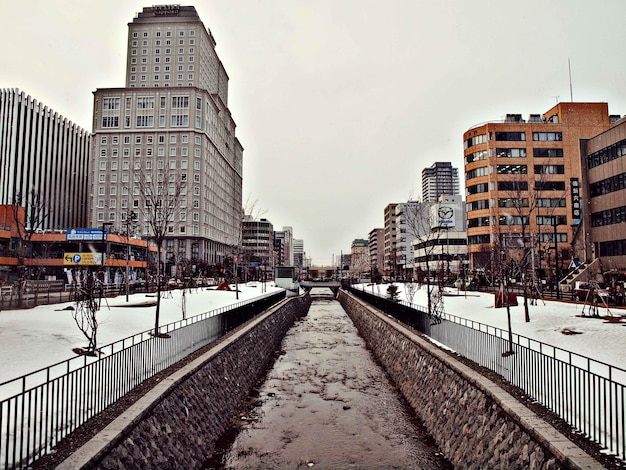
left=2, top=1, right=625, bottom=265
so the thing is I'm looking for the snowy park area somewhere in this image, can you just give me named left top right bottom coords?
left=1, top=282, right=625, bottom=384
left=0, top=282, right=282, bottom=384
left=353, top=282, right=626, bottom=370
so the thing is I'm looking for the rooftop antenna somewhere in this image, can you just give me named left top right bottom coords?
left=568, top=58, right=574, bottom=102
left=553, top=96, right=560, bottom=104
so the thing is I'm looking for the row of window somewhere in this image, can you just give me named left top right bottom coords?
left=587, top=139, right=626, bottom=169
left=467, top=232, right=567, bottom=245
left=589, top=172, right=626, bottom=197
left=102, top=114, right=191, bottom=128
left=466, top=165, right=566, bottom=179
left=465, top=131, right=564, bottom=149
left=467, top=214, right=567, bottom=227
left=103, top=96, right=200, bottom=111
left=100, top=134, right=200, bottom=145
left=131, top=64, right=195, bottom=74
left=598, top=238, right=626, bottom=257
left=132, top=29, right=195, bottom=38
left=130, top=73, right=194, bottom=82
left=466, top=147, right=564, bottom=163
left=99, top=159, right=202, bottom=172
left=495, top=132, right=564, bottom=142
left=591, top=205, right=626, bottom=227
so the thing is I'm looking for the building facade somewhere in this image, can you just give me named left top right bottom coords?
left=395, top=201, right=421, bottom=277
left=578, top=117, right=626, bottom=279
left=422, top=161, right=460, bottom=202
left=0, top=89, right=91, bottom=230
left=241, top=217, right=274, bottom=278
left=350, top=238, right=369, bottom=278
left=463, top=102, right=614, bottom=278
left=383, top=203, right=398, bottom=278
left=89, top=6, right=243, bottom=271
left=368, top=227, right=384, bottom=276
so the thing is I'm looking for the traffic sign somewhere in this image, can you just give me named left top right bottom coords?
left=63, top=252, right=102, bottom=265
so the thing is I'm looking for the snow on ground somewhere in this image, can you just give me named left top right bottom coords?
left=0, top=283, right=282, bottom=384
left=1, top=282, right=625, bottom=385
left=354, top=283, right=626, bottom=371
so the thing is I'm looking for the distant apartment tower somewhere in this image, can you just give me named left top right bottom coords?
left=463, top=102, right=613, bottom=271
left=368, top=228, right=384, bottom=275
left=395, top=201, right=421, bottom=277
left=292, top=238, right=304, bottom=268
left=383, top=203, right=398, bottom=278
left=241, top=217, right=274, bottom=269
left=0, top=89, right=90, bottom=229
left=422, top=162, right=460, bottom=202
left=350, top=238, right=369, bottom=277
left=89, top=6, right=243, bottom=268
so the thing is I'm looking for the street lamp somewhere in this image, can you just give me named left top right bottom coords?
left=553, top=219, right=560, bottom=300
left=100, top=222, right=113, bottom=307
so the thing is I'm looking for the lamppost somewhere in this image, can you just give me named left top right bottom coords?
left=554, top=219, right=560, bottom=300
left=124, top=211, right=137, bottom=302
left=100, top=222, right=113, bottom=307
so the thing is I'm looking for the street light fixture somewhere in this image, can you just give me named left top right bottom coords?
left=553, top=219, right=560, bottom=300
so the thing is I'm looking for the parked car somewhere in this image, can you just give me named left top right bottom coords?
left=573, top=281, right=610, bottom=302
left=167, top=278, right=182, bottom=288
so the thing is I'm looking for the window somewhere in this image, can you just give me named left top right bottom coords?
left=533, top=132, right=562, bottom=141
left=496, top=148, right=526, bottom=158
left=497, top=164, right=527, bottom=174
left=136, top=116, right=154, bottom=127
left=465, top=150, right=488, bottom=164
left=102, top=116, right=119, bottom=128
left=464, top=134, right=486, bottom=149
left=534, top=164, right=564, bottom=175
left=498, top=198, right=529, bottom=208
left=535, top=181, right=566, bottom=191
left=103, top=97, right=120, bottom=110
left=464, top=183, right=489, bottom=196
left=171, top=96, right=189, bottom=108
left=171, top=114, right=189, bottom=126
left=533, top=148, right=563, bottom=158
left=465, top=166, right=488, bottom=180
left=495, top=132, right=526, bottom=141
left=537, top=215, right=567, bottom=226
left=137, top=97, right=155, bottom=109
left=466, top=199, right=490, bottom=211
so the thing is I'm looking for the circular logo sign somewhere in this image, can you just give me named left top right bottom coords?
left=438, top=206, right=453, bottom=219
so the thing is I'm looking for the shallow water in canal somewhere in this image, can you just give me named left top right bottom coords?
left=215, top=291, right=453, bottom=469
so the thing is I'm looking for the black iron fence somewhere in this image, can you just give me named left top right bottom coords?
left=0, top=290, right=285, bottom=470
left=347, top=285, right=626, bottom=463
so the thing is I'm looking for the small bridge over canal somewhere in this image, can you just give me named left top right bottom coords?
left=299, top=280, right=342, bottom=297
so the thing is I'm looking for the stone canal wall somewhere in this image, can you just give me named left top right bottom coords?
left=338, top=290, right=601, bottom=470
left=57, top=295, right=311, bottom=470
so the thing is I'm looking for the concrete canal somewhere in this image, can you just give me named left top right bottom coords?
left=209, top=289, right=453, bottom=469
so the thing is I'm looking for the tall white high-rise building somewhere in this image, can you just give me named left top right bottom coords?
left=89, top=6, right=243, bottom=269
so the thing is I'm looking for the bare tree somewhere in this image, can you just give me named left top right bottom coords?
left=72, top=271, right=100, bottom=356
left=11, top=189, right=51, bottom=307
left=403, top=199, right=445, bottom=323
left=502, top=169, right=568, bottom=322
left=132, top=169, right=186, bottom=337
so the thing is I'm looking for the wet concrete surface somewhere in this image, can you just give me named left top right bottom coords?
left=212, top=289, right=452, bottom=469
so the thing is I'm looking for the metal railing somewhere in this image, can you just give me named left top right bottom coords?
left=0, top=290, right=285, bottom=470
left=347, top=286, right=626, bottom=462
